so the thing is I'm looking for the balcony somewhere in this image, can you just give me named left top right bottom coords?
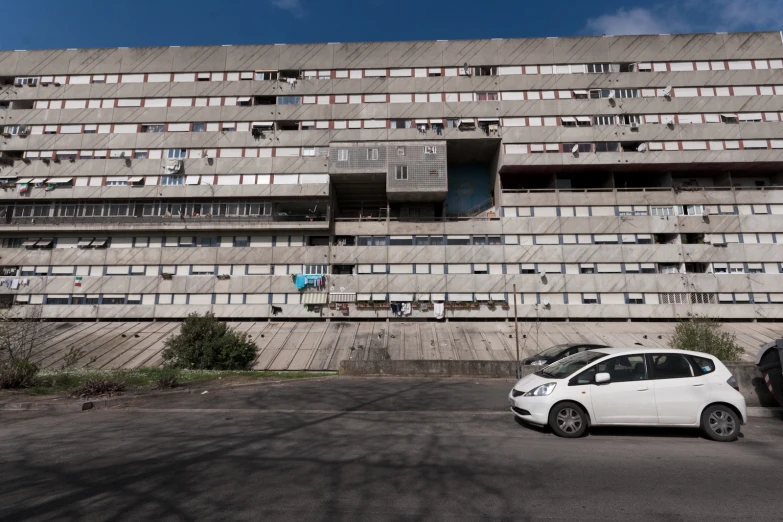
left=1, top=213, right=328, bottom=232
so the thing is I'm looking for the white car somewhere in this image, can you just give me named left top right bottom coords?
left=509, top=347, right=747, bottom=441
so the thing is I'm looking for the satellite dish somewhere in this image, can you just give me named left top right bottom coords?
left=637, top=143, right=647, bottom=152
left=607, top=89, right=615, bottom=99
left=662, top=86, right=672, bottom=97
left=542, top=298, right=550, bottom=306
left=571, top=144, right=579, bottom=153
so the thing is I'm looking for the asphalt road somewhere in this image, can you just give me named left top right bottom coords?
left=2, top=377, right=783, bottom=521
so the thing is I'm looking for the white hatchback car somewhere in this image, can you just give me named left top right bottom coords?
left=509, top=347, right=747, bottom=441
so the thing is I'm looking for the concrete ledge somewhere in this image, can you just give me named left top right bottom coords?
left=339, top=360, right=779, bottom=408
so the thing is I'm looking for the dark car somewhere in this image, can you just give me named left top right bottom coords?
left=522, top=343, right=609, bottom=366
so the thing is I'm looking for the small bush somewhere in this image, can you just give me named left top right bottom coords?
left=161, top=313, right=258, bottom=370
left=68, top=378, right=126, bottom=399
left=0, top=360, right=39, bottom=389
left=669, top=315, right=744, bottom=362
left=155, top=374, right=179, bottom=390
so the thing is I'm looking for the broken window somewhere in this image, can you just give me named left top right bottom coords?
left=277, top=121, right=299, bottom=131
left=395, top=165, right=408, bottom=180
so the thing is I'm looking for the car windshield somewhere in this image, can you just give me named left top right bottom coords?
left=539, top=351, right=608, bottom=378
left=534, top=344, right=569, bottom=358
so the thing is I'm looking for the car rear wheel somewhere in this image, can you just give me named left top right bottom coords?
left=701, top=404, right=740, bottom=442
left=548, top=402, right=588, bottom=438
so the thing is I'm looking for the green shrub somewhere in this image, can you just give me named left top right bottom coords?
left=161, top=313, right=258, bottom=370
left=155, top=373, right=179, bottom=390
left=69, top=378, right=126, bottom=398
left=0, top=360, right=39, bottom=389
left=669, top=315, right=744, bottom=362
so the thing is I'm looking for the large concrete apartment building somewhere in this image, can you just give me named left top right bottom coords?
left=1, top=31, right=782, bottom=323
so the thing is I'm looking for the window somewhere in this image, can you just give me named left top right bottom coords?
left=277, top=96, right=301, bottom=105
left=690, top=355, right=716, bottom=375
left=15, top=77, right=38, bottom=86
left=166, top=149, right=186, bottom=159
left=141, top=124, right=165, bottom=133
left=594, top=115, right=616, bottom=126
left=133, top=151, right=148, bottom=159
left=619, top=114, right=641, bottom=125
left=587, top=63, right=611, bottom=73
left=192, top=123, right=206, bottom=132
left=395, top=165, right=408, bottom=180
left=582, top=295, right=598, bottom=304
left=234, top=237, right=250, bottom=247
left=650, top=354, right=694, bottom=379
left=595, top=142, right=620, bottom=152
left=337, top=149, right=348, bottom=162
left=476, top=92, right=499, bottom=101
left=627, top=294, right=644, bottom=305
left=594, top=354, right=648, bottom=383
left=721, top=114, right=738, bottom=124
left=651, top=207, right=674, bottom=216
left=390, top=119, right=411, bottom=129
left=366, top=148, right=379, bottom=160
left=424, top=146, right=437, bottom=154
left=397, top=146, right=405, bottom=156
left=304, top=264, right=327, bottom=275
left=302, top=147, right=315, bottom=157
left=161, top=176, right=184, bottom=185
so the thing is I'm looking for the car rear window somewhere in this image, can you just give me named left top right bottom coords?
left=689, top=355, right=716, bottom=375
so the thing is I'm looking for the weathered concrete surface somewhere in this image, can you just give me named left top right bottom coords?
left=339, top=360, right=777, bottom=408
left=27, top=320, right=783, bottom=371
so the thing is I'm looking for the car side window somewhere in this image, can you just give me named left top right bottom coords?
left=569, top=367, right=596, bottom=386
left=595, top=354, right=648, bottom=383
left=649, top=354, right=694, bottom=379
left=689, top=355, right=716, bottom=375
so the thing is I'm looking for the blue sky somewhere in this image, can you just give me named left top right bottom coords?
left=1, top=0, right=782, bottom=50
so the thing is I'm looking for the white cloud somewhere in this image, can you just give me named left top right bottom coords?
left=586, top=0, right=783, bottom=36
left=271, top=0, right=306, bottom=18
left=711, top=0, right=783, bottom=31
left=585, top=7, right=678, bottom=36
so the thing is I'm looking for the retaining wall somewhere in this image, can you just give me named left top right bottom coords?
left=339, top=360, right=777, bottom=407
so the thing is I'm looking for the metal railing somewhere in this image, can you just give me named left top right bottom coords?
left=4, top=214, right=327, bottom=227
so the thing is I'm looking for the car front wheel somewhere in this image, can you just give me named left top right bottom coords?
left=548, top=401, right=588, bottom=438
left=701, top=404, right=740, bottom=442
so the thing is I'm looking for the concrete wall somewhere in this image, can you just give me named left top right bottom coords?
left=339, top=360, right=776, bottom=407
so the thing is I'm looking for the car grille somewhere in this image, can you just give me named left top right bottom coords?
left=511, top=389, right=525, bottom=397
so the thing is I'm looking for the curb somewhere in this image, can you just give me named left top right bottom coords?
left=0, top=375, right=337, bottom=413
left=747, top=407, right=783, bottom=419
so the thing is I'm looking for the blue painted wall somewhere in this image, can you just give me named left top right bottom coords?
left=445, top=165, right=491, bottom=214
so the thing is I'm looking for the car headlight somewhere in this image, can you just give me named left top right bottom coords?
left=524, top=382, right=557, bottom=396
left=529, top=360, right=548, bottom=366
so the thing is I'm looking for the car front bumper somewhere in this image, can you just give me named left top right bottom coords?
left=508, top=394, right=550, bottom=426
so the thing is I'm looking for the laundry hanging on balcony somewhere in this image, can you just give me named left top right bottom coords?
left=294, top=274, right=324, bottom=290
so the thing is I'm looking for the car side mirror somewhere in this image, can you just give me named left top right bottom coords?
left=595, top=372, right=611, bottom=384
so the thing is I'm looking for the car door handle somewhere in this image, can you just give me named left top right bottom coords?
left=637, top=387, right=649, bottom=391
left=692, top=383, right=705, bottom=387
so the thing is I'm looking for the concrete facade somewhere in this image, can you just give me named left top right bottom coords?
left=0, top=32, right=782, bottom=322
